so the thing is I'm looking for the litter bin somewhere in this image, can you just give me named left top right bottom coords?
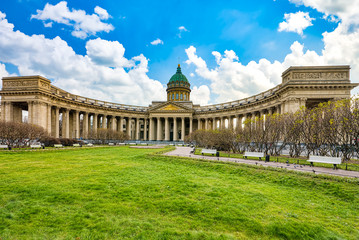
left=265, top=154, right=270, bottom=162
left=216, top=152, right=220, bottom=157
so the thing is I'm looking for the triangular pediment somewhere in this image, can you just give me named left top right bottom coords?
left=149, top=101, right=193, bottom=112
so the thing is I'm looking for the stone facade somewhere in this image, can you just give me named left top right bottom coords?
left=0, top=65, right=358, bottom=141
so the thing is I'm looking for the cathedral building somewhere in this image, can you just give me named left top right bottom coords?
left=0, top=65, right=357, bottom=141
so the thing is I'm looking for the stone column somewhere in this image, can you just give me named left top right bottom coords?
left=54, top=107, right=60, bottom=138
left=64, top=109, right=70, bottom=138
left=83, top=112, right=89, bottom=139
left=181, top=117, right=185, bottom=141
left=126, top=117, right=132, bottom=139
left=149, top=117, right=154, bottom=141
left=173, top=117, right=178, bottom=141
left=93, top=113, right=98, bottom=133
left=280, top=102, right=285, bottom=114
left=251, top=113, right=256, bottom=130
left=205, top=118, right=208, bottom=130
left=189, top=117, right=193, bottom=134
left=27, top=101, right=33, bottom=124
left=220, top=117, right=224, bottom=129
left=165, top=117, right=170, bottom=141
left=4, top=102, right=13, bottom=122
left=46, top=104, right=51, bottom=134
left=157, top=117, right=162, bottom=141
left=111, top=116, right=117, bottom=131
left=74, top=110, right=80, bottom=139
left=135, top=118, right=140, bottom=140
left=0, top=101, right=5, bottom=121
left=237, top=115, right=242, bottom=130
left=143, top=118, right=147, bottom=140
left=103, top=115, right=108, bottom=129
left=119, top=117, right=124, bottom=132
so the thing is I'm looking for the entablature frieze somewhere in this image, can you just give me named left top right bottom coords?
left=149, top=113, right=193, bottom=118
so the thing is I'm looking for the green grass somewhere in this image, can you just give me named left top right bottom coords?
left=0, top=147, right=358, bottom=239
left=195, top=148, right=359, bottom=171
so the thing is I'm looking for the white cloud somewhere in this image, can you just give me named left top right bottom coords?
left=177, top=26, right=188, bottom=38
left=278, top=11, right=314, bottom=35
left=94, top=6, right=110, bottom=20
left=186, top=46, right=282, bottom=103
left=0, top=11, right=166, bottom=105
left=178, top=26, right=188, bottom=31
left=191, top=85, right=211, bottom=105
left=86, top=38, right=132, bottom=68
left=0, top=63, right=9, bottom=90
left=150, top=38, right=164, bottom=45
left=31, top=1, right=114, bottom=39
left=289, top=0, right=359, bottom=27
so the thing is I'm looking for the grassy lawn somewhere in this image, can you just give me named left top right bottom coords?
left=0, top=147, right=358, bottom=239
left=195, top=148, right=359, bottom=171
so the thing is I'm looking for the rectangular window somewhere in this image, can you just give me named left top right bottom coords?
left=180, top=94, right=183, bottom=100
left=176, top=93, right=179, bottom=99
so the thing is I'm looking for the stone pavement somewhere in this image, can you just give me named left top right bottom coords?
left=165, top=147, right=359, bottom=179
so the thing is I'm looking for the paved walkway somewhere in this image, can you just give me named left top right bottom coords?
left=165, top=147, right=359, bottom=179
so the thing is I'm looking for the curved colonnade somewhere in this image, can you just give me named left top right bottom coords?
left=0, top=65, right=357, bottom=141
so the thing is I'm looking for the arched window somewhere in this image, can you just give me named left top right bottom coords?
left=176, top=93, right=179, bottom=99
left=172, top=94, right=174, bottom=100
left=184, top=94, right=187, bottom=100
left=180, top=94, right=183, bottom=100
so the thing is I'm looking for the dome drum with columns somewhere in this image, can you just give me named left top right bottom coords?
left=0, top=65, right=358, bottom=142
left=166, top=64, right=191, bottom=102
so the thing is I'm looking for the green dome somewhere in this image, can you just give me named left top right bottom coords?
left=169, top=64, right=189, bottom=83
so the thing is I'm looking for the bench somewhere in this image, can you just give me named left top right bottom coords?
left=73, top=144, right=81, bottom=147
left=54, top=144, right=63, bottom=148
left=169, top=144, right=174, bottom=146
left=201, top=149, right=217, bottom=156
left=243, top=152, right=265, bottom=160
left=0, top=145, right=9, bottom=150
left=87, top=143, right=93, bottom=147
left=141, top=143, right=148, bottom=145
left=117, top=143, right=125, bottom=146
left=308, top=155, right=342, bottom=169
left=108, top=143, right=114, bottom=146
left=30, top=145, right=42, bottom=149
left=129, top=143, right=136, bottom=145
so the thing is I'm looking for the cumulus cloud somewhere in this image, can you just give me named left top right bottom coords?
left=289, top=0, right=359, bottom=27
left=186, top=46, right=282, bottom=103
left=0, top=63, right=9, bottom=90
left=278, top=11, right=314, bottom=35
left=150, top=38, right=164, bottom=45
left=94, top=6, right=110, bottom=20
left=31, top=1, right=114, bottom=39
left=0, top=11, right=165, bottom=105
left=191, top=85, right=211, bottom=105
left=86, top=38, right=132, bottom=68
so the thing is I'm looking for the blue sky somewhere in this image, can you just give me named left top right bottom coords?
left=0, top=0, right=358, bottom=105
